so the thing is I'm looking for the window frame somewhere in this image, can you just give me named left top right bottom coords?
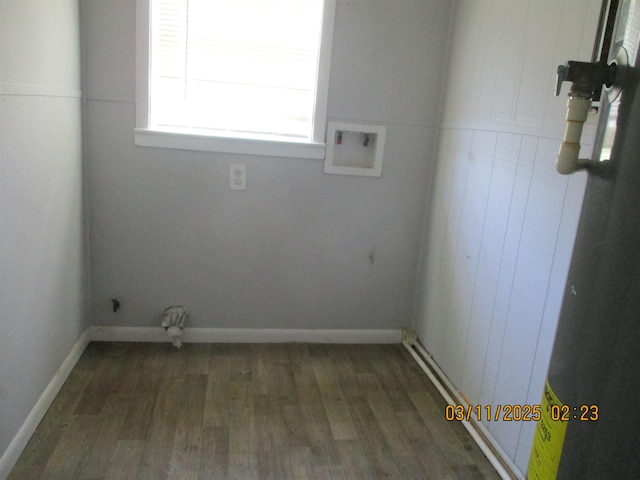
left=134, top=0, right=335, bottom=159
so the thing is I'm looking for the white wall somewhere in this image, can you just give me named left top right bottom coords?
left=0, top=0, right=86, bottom=472
left=412, top=0, right=601, bottom=474
left=82, top=0, right=453, bottom=330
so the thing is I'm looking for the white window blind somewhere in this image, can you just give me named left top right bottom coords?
left=150, top=0, right=324, bottom=141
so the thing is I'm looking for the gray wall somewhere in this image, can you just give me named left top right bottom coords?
left=82, top=0, right=453, bottom=330
left=412, top=0, right=601, bottom=474
left=0, top=0, right=86, bottom=467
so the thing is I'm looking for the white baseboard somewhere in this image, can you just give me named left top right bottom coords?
left=0, top=328, right=91, bottom=480
left=90, top=326, right=402, bottom=344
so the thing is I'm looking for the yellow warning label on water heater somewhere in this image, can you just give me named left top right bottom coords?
left=527, top=381, right=568, bottom=480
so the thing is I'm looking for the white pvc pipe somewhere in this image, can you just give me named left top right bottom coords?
left=410, top=340, right=522, bottom=475
left=556, top=96, right=591, bottom=174
left=402, top=339, right=518, bottom=480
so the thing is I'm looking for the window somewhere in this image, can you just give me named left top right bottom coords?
left=135, top=0, right=335, bottom=159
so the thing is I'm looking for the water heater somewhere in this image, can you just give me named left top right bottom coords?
left=528, top=1, right=640, bottom=478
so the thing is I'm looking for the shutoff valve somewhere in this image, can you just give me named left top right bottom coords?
left=554, top=60, right=616, bottom=174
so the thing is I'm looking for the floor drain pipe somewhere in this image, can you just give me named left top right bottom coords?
left=161, top=305, right=188, bottom=348
left=401, top=330, right=518, bottom=479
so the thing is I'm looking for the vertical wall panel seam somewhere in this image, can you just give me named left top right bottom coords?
left=519, top=174, right=570, bottom=404
left=488, top=0, right=510, bottom=119
left=424, top=129, right=455, bottom=347
left=477, top=133, right=524, bottom=412
left=458, top=132, right=499, bottom=397
left=479, top=133, right=523, bottom=401
left=543, top=2, right=568, bottom=128
left=433, top=129, right=460, bottom=349
left=488, top=136, right=539, bottom=409
left=441, top=129, right=474, bottom=386
left=510, top=0, right=532, bottom=123
left=410, top=0, right=460, bottom=334
left=511, top=173, right=570, bottom=462
left=431, top=129, right=465, bottom=356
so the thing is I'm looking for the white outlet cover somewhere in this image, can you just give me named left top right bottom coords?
left=230, top=164, right=247, bottom=190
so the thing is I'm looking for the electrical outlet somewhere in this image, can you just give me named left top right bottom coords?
left=230, top=164, right=247, bottom=190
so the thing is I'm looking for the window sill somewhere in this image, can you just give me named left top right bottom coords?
left=134, top=128, right=326, bottom=160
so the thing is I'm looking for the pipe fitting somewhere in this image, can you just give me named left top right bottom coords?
left=557, top=96, right=591, bottom=174
left=161, top=305, right=188, bottom=348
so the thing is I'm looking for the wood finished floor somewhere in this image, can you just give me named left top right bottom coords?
left=9, top=342, right=500, bottom=480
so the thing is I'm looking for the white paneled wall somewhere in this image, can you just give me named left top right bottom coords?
left=413, top=0, right=600, bottom=474
left=0, top=0, right=86, bottom=473
left=442, top=0, right=601, bottom=134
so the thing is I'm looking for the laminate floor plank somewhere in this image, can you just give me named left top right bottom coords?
left=38, top=413, right=94, bottom=480
left=136, top=371, right=183, bottom=480
left=410, top=389, right=487, bottom=474
left=346, top=395, right=402, bottom=479
left=103, top=439, right=146, bottom=480
left=73, top=397, right=130, bottom=479
left=184, top=344, right=211, bottom=375
left=9, top=342, right=501, bottom=480
left=167, top=374, right=207, bottom=479
left=74, top=344, right=129, bottom=416
left=297, top=392, right=342, bottom=467
left=335, top=440, right=375, bottom=478
left=361, top=390, right=414, bottom=461
left=203, top=348, right=233, bottom=429
left=397, top=410, right=458, bottom=478
left=312, top=464, right=347, bottom=480
left=256, top=447, right=283, bottom=480
left=228, top=381, right=257, bottom=455
left=198, top=426, right=229, bottom=479
left=331, top=349, right=363, bottom=398
left=7, top=366, right=96, bottom=480
left=118, top=365, right=164, bottom=440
